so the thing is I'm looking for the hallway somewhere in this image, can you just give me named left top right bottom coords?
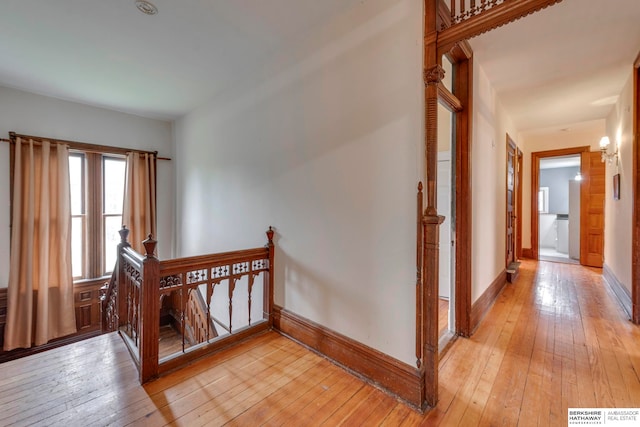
left=430, top=260, right=640, bottom=425
left=0, top=260, right=638, bottom=425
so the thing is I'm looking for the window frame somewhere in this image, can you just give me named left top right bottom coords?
left=70, top=151, right=126, bottom=282
left=8, top=133, right=159, bottom=284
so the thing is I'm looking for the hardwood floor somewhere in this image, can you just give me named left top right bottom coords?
left=159, top=325, right=187, bottom=360
left=0, top=260, right=638, bottom=426
left=438, top=298, right=449, bottom=338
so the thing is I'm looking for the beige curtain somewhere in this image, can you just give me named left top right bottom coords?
left=123, top=152, right=157, bottom=254
left=4, top=138, right=76, bottom=351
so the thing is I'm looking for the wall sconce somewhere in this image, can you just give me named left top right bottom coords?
left=599, top=136, right=618, bottom=165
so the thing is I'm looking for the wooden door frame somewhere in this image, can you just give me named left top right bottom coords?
left=531, top=146, right=590, bottom=260
left=421, top=0, right=565, bottom=410
left=506, top=135, right=517, bottom=267
left=632, top=53, right=640, bottom=324
left=450, top=45, right=473, bottom=339
left=433, top=45, right=473, bottom=339
left=516, top=147, right=523, bottom=260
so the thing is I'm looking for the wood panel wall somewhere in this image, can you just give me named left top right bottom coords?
left=0, top=282, right=103, bottom=360
left=74, top=280, right=105, bottom=333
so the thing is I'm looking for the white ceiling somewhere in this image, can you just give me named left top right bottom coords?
left=0, top=0, right=360, bottom=120
left=0, top=0, right=638, bottom=130
left=469, top=0, right=640, bottom=132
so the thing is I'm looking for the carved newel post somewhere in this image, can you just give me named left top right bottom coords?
left=265, top=227, right=275, bottom=327
left=139, top=234, right=160, bottom=383
left=422, top=62, right=446, bottom=408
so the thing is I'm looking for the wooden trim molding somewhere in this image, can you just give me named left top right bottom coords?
left=603, top=264, right=632, bottom=320
left=632, top=53, right=640, bottom=324
left=0, top=327, right=101, bottom=364
left=516, top=147, right=524, bottom=260
left=437, top=0, right=564, bottom=55
left=506, top=135, right=517, bottom=267
left=453, top=55, right=473, bottom=338
left=0, top=288, right=6, bottom=350
left=438, top=83, right=463, bottom=112
left=471, top=270, right=508, bottom=332
left=273, top=305, right=424, bottom=411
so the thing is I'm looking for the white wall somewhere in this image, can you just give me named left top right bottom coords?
left=519, top=120, right=604, bottom=250
left=0, top=86, right=174, bottom=287
left=471, top=61, right=519, bottom=302
left=174, top=0, right=423, bottom=365
left=604, top=73, right=634, bottom=293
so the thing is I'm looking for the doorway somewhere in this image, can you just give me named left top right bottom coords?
left=437, top=102, right=455, bottom=343
left=537, top=155, right=581, bottom=264
left=531, top=146, right=605, bottom=267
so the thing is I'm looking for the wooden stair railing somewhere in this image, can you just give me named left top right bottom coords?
left=184, top=288, right=219, bottom=345
left=100, top=269, right=117, bottom=333
left=102, top=225, right=275, bottom=384
left=160, top=285, right=219, bottom=349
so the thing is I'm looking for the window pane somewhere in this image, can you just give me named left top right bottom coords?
left=69, top=155, right=84, bottom=216
left=104, top=215, right=122, bottom=274
left=103, top=157, right=125, bottom=215
left=71, top=216, right=84, bottom=278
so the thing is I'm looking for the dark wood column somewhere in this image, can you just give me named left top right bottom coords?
left=421, top=0, right=445, bottom=409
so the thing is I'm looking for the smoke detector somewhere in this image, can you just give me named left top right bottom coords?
left=135, top=0, right=158, bottom=15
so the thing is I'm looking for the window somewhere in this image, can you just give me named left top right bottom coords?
left=70, top=151, right=126, bottom=280
left=538, top=186, right=549, bottom=214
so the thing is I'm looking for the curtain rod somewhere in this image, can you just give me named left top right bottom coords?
left=4, top=132, right=171, bottom=161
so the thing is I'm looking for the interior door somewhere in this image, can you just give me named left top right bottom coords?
left=506, top=138, right=516, bottom=266
left=580, top=151, right=605, bottom=267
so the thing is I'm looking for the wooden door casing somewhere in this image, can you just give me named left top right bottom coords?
left=631, top=52, right=640, bottom=324
left=531, top=146, right=591, bottom=261
left=580, top=151, right=605, bottom=267
left=506, top=137, right=516, bottom=267
left=516, top=147, right=523, bottom=260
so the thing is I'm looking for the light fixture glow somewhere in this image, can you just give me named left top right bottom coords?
left=599, top=136, right=618, bottom=165
left=135, top=0, right=158, bottom=15
left=574, top=172, right=582, bottom=181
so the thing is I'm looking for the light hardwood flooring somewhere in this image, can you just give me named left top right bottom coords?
left=438, top=298, right=449, bottom=338
left=0, top=260, right=639, bottom=426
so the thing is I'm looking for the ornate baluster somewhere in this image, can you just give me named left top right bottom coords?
left=247, top=272, right=254, bottom=326
left=117, top=226, right=130, bottom=330
left=127, top=274, right=134, bottom=338
left=181, top=287, right=186, bottom=352
left=229, top=271, right=236, bottom=333
left=207, top=281, right=213, bottom=342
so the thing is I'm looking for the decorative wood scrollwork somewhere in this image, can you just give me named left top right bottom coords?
left=109, top=225, right=275, bottom=384
left=424, top=64, right=445, bottom=87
